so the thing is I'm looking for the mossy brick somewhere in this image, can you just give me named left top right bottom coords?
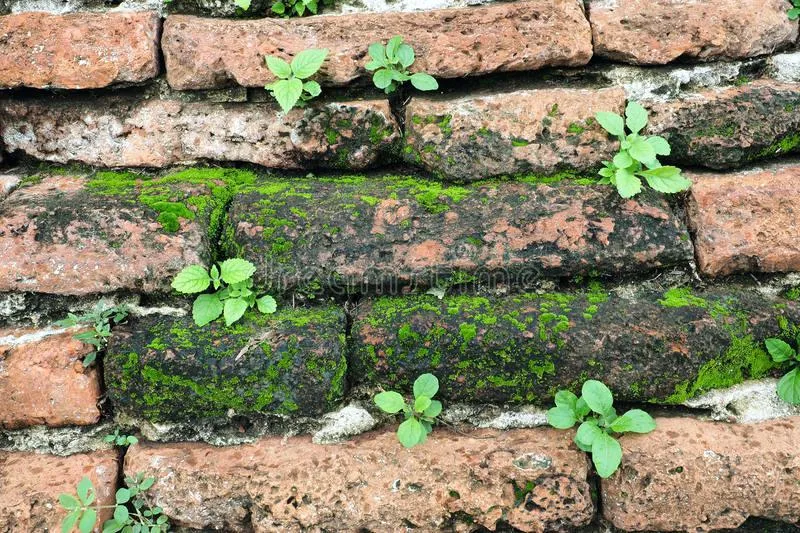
left=646, top=81, right=800, bottom=169
left=223, top=174, right=692, bottom=297
left=0, top=169, right=225, bottom=296
left=350, top=286, right=800, bottom=406
left=104, top=306, right=347, bottom=424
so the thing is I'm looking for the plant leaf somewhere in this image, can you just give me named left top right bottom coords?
left=646, top=135, right=671, bottom=155
left=192, top=294, right=223, bottom=327
left=592, top=432, right=623, bottom=478
left=609, top=409, right=656, bottom=434
left=271, top=78, right=304, bottom=113
left=256, top=295, right=278, bottom=314
left=219, top=258, right=256, bottom=285
left=234, top=0, right=251, bottom=9
left=78, top=508, right=97, bottom=533
left=171, top=265, right=211, bottom=294
left=397, top=417, right=424, bottom=448
left=115, top=488, right=131, bottom=504
left=766, top=338, right=796, bottom=362
left=374, top=391, right=405, bottom=413
left=575, top=420, right=603, bottom=449
left=77, top=477, right=93, bottom=503
left=413, top=373, right=439, bottom=398
left=423, top=399, right=442, bottom=418
left=59, top=494, right=80, bottom=511
left=373, top=68, right=394, bottom=90
left=291, top=48, right=328, bottom=79
left=62, top=510, right=81, bottom=533
left=547, top=406, right=577, bottom=429
left=409, top=72, right=438, bottom=91
left=639, top=166, right=692, bottom=193
left=223, top=298, right=249, bottom=326
left=113, top=505, right=129, bottom=524
left=628, top=136, right=656, bottom=163
left=581, top=380, right=614, bottom=415
left=367, top=42, right=387, bottom=67
left=303, top=80, right=322, bottom=98
left=625, top=101, right=649, bottom=134
left=414, top=395, right=432, bottom=413
left=396, top=44, right=415, bottom=68
left=265, top=56, right=292, bottom=79
left=777, top=367, right=800, bottom=404
left=614, top=167, right=642, bottom=198
left=386, top=36, right=403, bottom=62
left=612, top=151, right=633, bottom=169
left=595, top=111, right=626, bottom=137
left=554, top=390, right=578, bottom=412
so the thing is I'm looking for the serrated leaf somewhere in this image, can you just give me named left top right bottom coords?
left=397, top=418, right=424, bottom=448
left=592, top=432, right=623, bottom=478
left=646, top=135, right=671, bottom=155
left=234, top=0, right=250, bottom=9
left=374, top=391, right=406, bottom=413
left=409, top=72, right=438, bottom=91
left=303, top=80, right=321, bottom=98
left=639, top=166, right=692, bottom=194
left=256, top=295, right=277, bottom=314
left=582, top=380, right=614, bottom=415
left=628, top=136, right=656, bottom=163
left=223, top=297, right=249, bottom=326
left=547, top=406, right=577, bottom=429
left=615, top=167, right=643, bottom=198
left=291, top=48, right=328, bottom=79
left=373, top=68, right=394, bottom=90
left=610, top=409, right=656, bottom=434
left=595, top=111, right=626, bottom=137
left=78, top=508, right=97, bottom=533
left=265, top=56, right=292, bottom=79
left=219, top=258, right=256, bottom=285
left=192, top=294, right=223, bottom=327
left=575, top=420, right=603, bottom=448
left=271, top=78, right=304, bottom=113
left=766, top=338, right=796, bottom=362
left=777, top=367, right=800, bottom=404
left=612, top=151, right=634, bottom=169
left=414, top=395, right=432, bottom=413
left=625, top=101, right=649, bottom=134
left=413, top=374, right=439, bottom=398
left=423, top=399, right=442, bottom=418
left=171, top=265, right=211, bottom=294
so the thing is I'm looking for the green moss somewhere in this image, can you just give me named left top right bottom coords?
left=511, top=138, right=531, bottom=147
left=659, top=287, right=708, bottom=309
left=566, top=122, right=586, bottom=135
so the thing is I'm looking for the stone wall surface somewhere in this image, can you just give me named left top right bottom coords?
left=1, top=1, right=800, bottom=532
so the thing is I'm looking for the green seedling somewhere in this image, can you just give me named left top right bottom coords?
left=374, top=373, right=442, bottom=448
left=765, top=336, right=800, bottom=404
left=365, top=36, right=438, bottom=94
left=57, top=303, right=129, bottom=367
left=265, top=48, right=328, bottom=112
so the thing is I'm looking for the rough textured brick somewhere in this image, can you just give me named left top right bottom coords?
left=350, top=286, right=800, bottom=406
left=646, top=81, right=800, bottom=169
left=0, top=325, right=100, bottom=429
left=602, top=417, right=800, bottom=531
left=0, top=96, right=399, bottom=169
left=0, top=11, right=160, bottom=89
left=224, top=175, right=691, bottom=296
left=0, top=449, right=119, bottom=531
left=105, top=308, right=347, bottom=424
left=588, top=0, right=798, bottom=65
left=0, top=171, right=19, bottom=200
left=125, top=428, right=593, bottom=532
left=161, top=0, right=593, bottom=90
left=687, top=162, right=800, bottom=277
left=404, top=87, right=625, bottom=181
left=0, top=171, right=220, bottom=296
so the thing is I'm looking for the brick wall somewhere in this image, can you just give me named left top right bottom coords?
left=1, top=0, right=800, bottom=531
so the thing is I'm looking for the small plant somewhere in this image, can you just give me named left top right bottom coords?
left=104, top=429, right=139, bottom=447
left=59, top=474, right=170, bottom=533
left=265, top=48, right=328, bottom=113
left=547, top=380, right=656, bottom=478
left=365, top=36, right=439, bottom=94
left=374, top=373, right=442, bottom=448
left=595, top=102, right=692, bottom=198
left=271, top=0, right=333, bottom=16
left=171, top=258, right=277, bottom=327
left=789, top=1, right=800, bottom=20
left=57, top=304, right=129, bottom=367
left=765, top=336, right=800, bottom=404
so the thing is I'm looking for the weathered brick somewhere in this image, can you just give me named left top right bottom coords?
left=0, top=11, right=160, bottom=89
left=224, top=175, right=691, bottom=296
left=404, top=87, right=625, bottom=181
left=687, top=162, right=800, bottom=277
left=350, top=286, right=800, bottom=406
left=0, top=96, right=399, bottom=169
left=588, top=0, right=798, bottom=65
left=0, top=325, right=100, bottom=429
left=162, top=0, right=592, bottom=90
left=646, top=81, right=800, bottom=169
left=0, top=170, right=19, bottom=200
left=105, top=308, right=347, bottom=424
left=125, top=428, right=593, bottom=532
left=0, top=171, right=220, bottom=296
left=602, top=416, right=800, bottom=531
left=0, top=449, right=119, bottom=531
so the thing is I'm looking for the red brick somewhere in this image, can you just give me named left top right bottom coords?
left=162, top=0, right=592, bottom=90
left=602, top=416, right=800, bottom=531
left=125, top=429, right=593, bottom=532
left=0, top=449, right=119, bottom=532
left=687, top=162, right=800, bottom=277
left=0, top=325, right=101, bottom=429
left=0, top=11, right=161, bottom=89
left=588, top=0, right=798, bottom=65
